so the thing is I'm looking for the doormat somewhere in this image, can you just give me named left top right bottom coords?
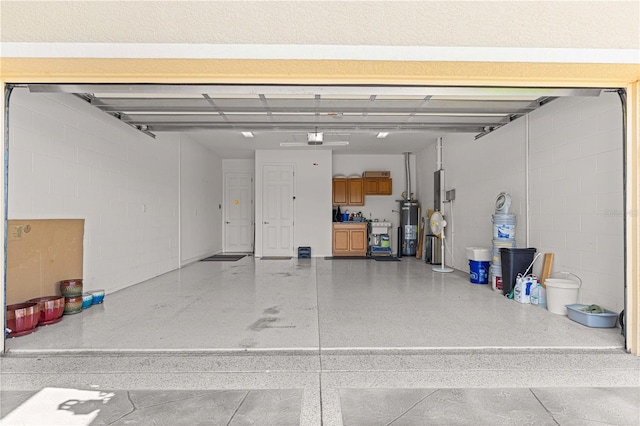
left=201, top=254, right=246, bottom=261
left=261, top=256, right=292, bottom=260
left=324, top=256, right=369, bottom=260
left=373, top=256, right=401, bottom=261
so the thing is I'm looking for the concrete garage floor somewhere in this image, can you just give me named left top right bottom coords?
left=2, top=257, right=639, bottom=425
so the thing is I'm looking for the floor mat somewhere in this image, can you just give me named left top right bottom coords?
left=201, top=254, right=246, bottom=261
left=373, top=256, right=400, bottom=261
left=261, top=256, right=293, bottom=260
left=324, top=256, right=369, bottom=260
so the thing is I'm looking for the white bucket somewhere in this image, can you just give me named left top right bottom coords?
left=466, top=247, right=491, bottom=262
left=490, top=264, right=503, bottom=292
left=546, top=277, right=581, bottom=315
left=492, top=239, right=516, bottom=263
left=492, top=214, right=516, bottom=240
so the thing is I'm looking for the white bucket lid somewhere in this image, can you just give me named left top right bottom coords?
left=545, top=278, right=580, bottom=289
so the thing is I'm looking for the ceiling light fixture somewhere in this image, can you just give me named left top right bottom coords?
left=377, top=132, right=390, bottom=138
left=241, top=132, right=254, bottom=138
left=280, top=141, right=349, bottom=147
left=308, top=131, right=323, bottom=143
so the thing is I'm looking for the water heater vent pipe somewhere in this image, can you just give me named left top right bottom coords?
left=436, top=137, right=443, bottom=170
left=404, top=152, right=412, bottom=200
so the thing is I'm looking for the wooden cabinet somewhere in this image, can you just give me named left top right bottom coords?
left=333, top=178, right=364, bottom=206
left=332, top=178, right=348, bottom=205
left=332, top=223, right=367, bottom=256
left=364, top=177, right=392, bottom=195
left=347, top=178, right=364, bottom=205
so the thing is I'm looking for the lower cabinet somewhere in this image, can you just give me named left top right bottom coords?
left=332, top=223, right=367, bottom=256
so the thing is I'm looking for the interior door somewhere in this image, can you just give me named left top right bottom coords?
left=224, top=171, right=254, bottom=253
left=262, top=165, right=294, bottom=256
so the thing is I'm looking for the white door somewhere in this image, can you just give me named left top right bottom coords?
left=262, top=165, right=294, bottom=256
left=224, top=171, right=254, bottom=252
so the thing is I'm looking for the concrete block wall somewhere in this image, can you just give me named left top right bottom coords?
left=416, top=130, right=526, bottom=272
left=528, top=93, right=624, bottom=311
left=180, top=135, right=223, bottom=265
left=416, top=93, right=624, bottom=312
left=8, top=88, right=180, bottom=294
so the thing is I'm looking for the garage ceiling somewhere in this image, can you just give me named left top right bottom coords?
left=26, top=84, right=603, bottom=158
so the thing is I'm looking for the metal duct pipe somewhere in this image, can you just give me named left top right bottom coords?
left=404, top=152, right=412, bottom=200
left=436, top=137, right=443, bottom=170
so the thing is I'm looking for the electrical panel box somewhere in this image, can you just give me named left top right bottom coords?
left=434, top=170, right=444, bottom=210
left=446, top=189, right=456, bottom=201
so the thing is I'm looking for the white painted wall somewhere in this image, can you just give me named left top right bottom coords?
left=333, top=154, right=418, bottom=255
left=180, top=135, right=223, bottom=265
left=416, top=129, right=527, bottom=270
left=254, top=150, right=332, bottom=257
left=8, top=88, right=180, bottom=294
left=416, top=93, right=624, bottom=312
left=527, top=93, right=624, bottom=311
left=223, top=159, right=255, bottom=173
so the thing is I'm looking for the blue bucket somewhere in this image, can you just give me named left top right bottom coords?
left=469, top=260, right=490, bottom=284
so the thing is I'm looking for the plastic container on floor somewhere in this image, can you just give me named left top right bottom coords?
left=469, top=260, right=490, bottom=284
left=466, top=247, right=491, bottom=262
left=546, top=277, right=580, bottom=315
left=490, top=264, right=503, bottom=292
left=499, top=247, right=536, bottom=296
left=566, top=304, right=618, bottom=327
left=530, top=283, right=546, bottom=307
left=530, top=281, right=540, bottom=305
left=298, top=246, right=311, bottom=259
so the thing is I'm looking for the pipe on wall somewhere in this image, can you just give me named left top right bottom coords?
left=525, top=115, right=530, bottom=247
left=436, top=137, right=443, bottom=171
left=404, top=152, right=412, bottom=200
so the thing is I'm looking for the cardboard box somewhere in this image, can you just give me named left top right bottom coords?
left=363, top=171, right=391, bottom=177
left=7, top=219, right=84, bottom=305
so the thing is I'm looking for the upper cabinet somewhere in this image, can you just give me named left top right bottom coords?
left=333, top=172, right=392, bottom=205
left=333, top=178, right=348, bottom=205
left=364, top=177, right=392, bottom=195
left=347, top=178, right=364, bottom=205
left=333, top=178, right=364, bottom=206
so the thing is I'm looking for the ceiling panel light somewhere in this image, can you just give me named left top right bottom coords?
left=241, top=132, right=254, bottom=138
left=377, top=132, right=390, bottom=138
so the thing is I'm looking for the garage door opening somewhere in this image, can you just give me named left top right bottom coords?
left=2, top=83, right=627, bottom=353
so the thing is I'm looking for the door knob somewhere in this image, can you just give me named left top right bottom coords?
left=263, top=221, right=269, bottom=224
left=225, top=221, right=231, bottom=224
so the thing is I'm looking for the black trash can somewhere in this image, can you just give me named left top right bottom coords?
left=500, top=247, right=536, bottom=295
